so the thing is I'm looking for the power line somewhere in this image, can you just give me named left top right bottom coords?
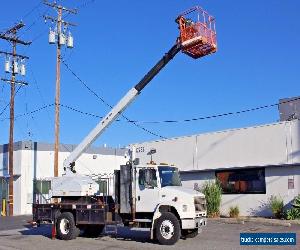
left=61, top=60, right=112, bottom=108
left=60, top=97, right=299, bottom=124
left=2, top=96, right=300, bottom=125
left=0, top=85, right=23, bottom=116
left=147, top=97, right=298, bottom=124
left=22, top=1, right=43, bottom=20
left=0, top=104, right=54, bottom=122
left=22, top=6, right=50, bottom=34
left=61, top=59, right=166, bottom=139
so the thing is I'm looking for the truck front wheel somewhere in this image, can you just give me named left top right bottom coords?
left=155, top=212, right=181, bottom=245
left=56, top=212, right=79, bottom=240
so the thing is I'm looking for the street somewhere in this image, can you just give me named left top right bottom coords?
left=0, top=216, right=299, bottom=250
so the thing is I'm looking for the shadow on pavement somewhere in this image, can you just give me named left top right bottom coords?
left=104, top=227, right=153, bottom=244
left=18, top=225, right=153, bottom=243
left=19, top=225, right=52, bottom=238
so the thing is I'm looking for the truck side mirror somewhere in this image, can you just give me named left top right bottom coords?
left=133, top=158, right=140, bottom=165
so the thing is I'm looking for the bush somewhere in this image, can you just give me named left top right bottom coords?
left=229, top=206, right=240, bottom=218
left=202, top=181, right=222, bottom=217
left=268, top=195, right=284, bottom=219
left=292, top=194, right=300, bottom=209
left=285, top=208, right=300, bottom=220
left=285, top=194, right=300, bottom=220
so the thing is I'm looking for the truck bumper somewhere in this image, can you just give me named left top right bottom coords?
left=181, top=217, right=207, bottom=230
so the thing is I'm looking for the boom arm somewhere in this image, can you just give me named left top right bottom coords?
left=63, top=43, right=181, bottom=174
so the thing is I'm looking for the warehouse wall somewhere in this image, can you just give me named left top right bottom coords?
left=181, top=165, right=300, bottom=216
left=0, top=141, right=127, bottom=215
left=132, top=120, right=300, bottom=171
left=131, top=119, right=300, bottom=216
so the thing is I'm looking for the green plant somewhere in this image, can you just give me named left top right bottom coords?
left=229, top=205, right=240, bottom=218
left=285, top=208, right=300, bottom=220
left=292, top=194, right=300, bottom=209
left=202, top=181, right=222, bottom=217
left=268, top=195, right=284, bottom=219
left=285, top=194, right=300, bottom=220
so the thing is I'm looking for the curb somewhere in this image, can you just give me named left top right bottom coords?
left=210, top=217, right=294, bottom=227
left=210, top=218, right=245, bottom=225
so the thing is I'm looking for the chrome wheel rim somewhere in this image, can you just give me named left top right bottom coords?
left=60, top=218, right=70, bottom=235
left=160, top=220, right=174, bottom=240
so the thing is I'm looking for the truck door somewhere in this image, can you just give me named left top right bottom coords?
left=135, top=168, right=159, bottom=212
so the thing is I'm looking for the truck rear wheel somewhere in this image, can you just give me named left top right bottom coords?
left=56, top=212, right=79, bottom=240
left=155, top=212, right=181, bottom=245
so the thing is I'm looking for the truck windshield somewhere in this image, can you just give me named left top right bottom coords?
left=158, top=166, right=182, bottom=187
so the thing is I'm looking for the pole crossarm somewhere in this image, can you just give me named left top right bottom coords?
left=0, top=51, right=29, bottom=59
left=44, top=1, right=77, bottom=14
left=0, top=22, right=24, bottom=35
left=0, top=34, right=31, bottom=45
left=43, top=15, right=77, bottom=26
left=1, top=78, right=29, bottom=86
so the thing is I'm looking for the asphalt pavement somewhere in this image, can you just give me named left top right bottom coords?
left=0, top=216, right=299, bottom=250
left=0, top=215, right=32, bottom=231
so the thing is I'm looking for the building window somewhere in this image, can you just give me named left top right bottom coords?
left=215, top=168, right=266, bottom=194
left=96, top=179, right=108, bottom=194
left=34, top=180, right=51, bottom=195
left=288, top=176, right=294, bottom=189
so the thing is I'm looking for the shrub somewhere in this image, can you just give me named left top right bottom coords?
left=229, top=206, right=240, bottom=218
left=285, top=194, right=300, bottom=220
left=285, top=208, right=300, bottom=220
left=292, top=194, right=300, bottom=209
left=268, top=195, right=284, bottom=219
left=202, top=181, right=222, bottom=217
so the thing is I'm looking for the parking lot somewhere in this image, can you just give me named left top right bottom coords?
left=0, top=216, right=299, bottom=250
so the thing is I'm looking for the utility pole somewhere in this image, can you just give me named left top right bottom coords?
left=0, top=22, right=31, bottom=216
left=43, top=1, right=77, bottom=177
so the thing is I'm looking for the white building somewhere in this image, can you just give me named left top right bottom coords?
left=1, top=98, right=299, bottom=217
left=131, top=119, right=300, bottom=216
left=0, top=141, right=127, bottom=215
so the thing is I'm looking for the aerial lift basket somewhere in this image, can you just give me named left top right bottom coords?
left=177, top=6, right=217, bottom=59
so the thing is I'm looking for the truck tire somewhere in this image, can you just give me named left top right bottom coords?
left=56, top=212, right=79, bottom=240
left=155, top=212, right=181, bottom=245
left=181, top=228, right=198, bottom=239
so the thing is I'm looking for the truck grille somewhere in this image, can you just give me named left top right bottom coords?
left=194, top=196, right=206, bottom=212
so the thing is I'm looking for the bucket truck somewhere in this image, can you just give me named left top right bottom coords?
left=33, top=6, right=217, bottom=245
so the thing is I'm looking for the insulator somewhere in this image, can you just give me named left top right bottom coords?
left=4, top=59, right=10, bottom=73
left=67, top=32, right=74, bottom=48
left=59, top=33, right=66, bottom=46
left=20, top=64, right=26, bottom=76
left=13, top=61, right=19, bottom=74
left=49, top=28, right=56, bottom=44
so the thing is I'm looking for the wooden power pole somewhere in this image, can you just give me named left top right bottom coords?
left=0, top=22, right=31, bottom=216
left=43, top=1, right=77, bottom=177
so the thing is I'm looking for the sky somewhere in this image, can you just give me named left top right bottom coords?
left=0, top=0, right=299, bottom=148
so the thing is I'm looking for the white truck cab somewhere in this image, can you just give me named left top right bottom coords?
left=132, top=164, right=207, bottom=244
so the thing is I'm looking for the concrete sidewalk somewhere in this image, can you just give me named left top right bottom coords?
left=211, top=217, right=300, bottom=227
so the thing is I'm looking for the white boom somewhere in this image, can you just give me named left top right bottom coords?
left=63, top=43, right=181, bottom=175
left=63, top=88, right=139, bottom=174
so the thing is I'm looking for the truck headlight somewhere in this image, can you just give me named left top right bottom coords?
left=182, top=205, right=188, bottom=212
